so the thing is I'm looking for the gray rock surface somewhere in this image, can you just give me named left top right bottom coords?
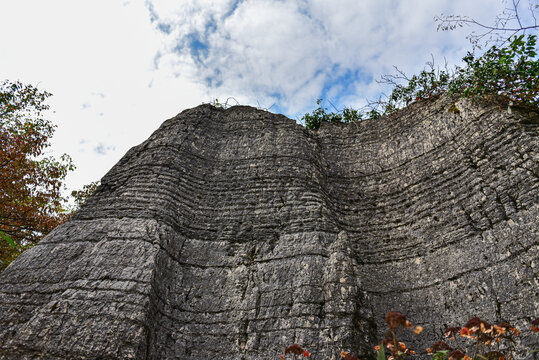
left=0, top=96, right=537, bottom=359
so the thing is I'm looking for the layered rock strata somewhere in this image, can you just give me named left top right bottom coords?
left=0, top=96, right=537, bottom=359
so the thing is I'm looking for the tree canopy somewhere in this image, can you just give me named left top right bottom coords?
left=0, top=80, right=74, bottom=269
left=71, top=180, right=100, bottom=209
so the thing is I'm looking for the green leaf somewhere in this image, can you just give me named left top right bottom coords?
left=0, top=231, right=17, bottom=249
left=377, top=346, right=386, bottom=360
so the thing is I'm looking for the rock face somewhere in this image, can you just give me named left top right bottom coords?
left=0, top=96, right=537, bottom=360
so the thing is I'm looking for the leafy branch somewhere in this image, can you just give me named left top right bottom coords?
left=303, top=32, right=538, bottom=130
left=302, top=99, right=380, bottom=130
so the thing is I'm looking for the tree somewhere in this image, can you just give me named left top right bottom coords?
left=71, top=180, right=100, bottom=209
left=0, top=80, right=74, bottom=270
left=378, top=33, right=538, bottom=110
left=302, top=0, right=538, bottom=129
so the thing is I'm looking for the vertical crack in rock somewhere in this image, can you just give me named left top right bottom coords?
left=0, top=96, right=537, bottom=359
left=321, top=231, right=376, bottom=359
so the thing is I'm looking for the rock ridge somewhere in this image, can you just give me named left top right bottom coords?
left=0, top=96, right=537, bottom=359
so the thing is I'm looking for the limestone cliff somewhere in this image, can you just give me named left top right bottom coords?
left=0, top=95, right=537, bottom=359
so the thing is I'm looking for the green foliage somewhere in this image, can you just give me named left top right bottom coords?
left=382, top=63, right=453, bottom=111
left=209, top=97, right=240, bottom=109
left=1, top=80, right=75, bottom=270
left=377, top=344, right=386, bottom=360
left=431, top=350, right=449, bottom=360
left=71, top=180, right=100, bottom=209
left=302, top=99, right=379, bottom=130
left=384, top=34, right=539, bottom=111
left=0, top=80, right=52, bottom=118
left=0, top=231, right=16, bottom=248
left=451, top=34, right=539, bottom=104
left=302, top=34, right=538, bottom=130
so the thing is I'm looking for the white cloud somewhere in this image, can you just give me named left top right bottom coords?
left=93, top=142, right=116, bottom=156
left=148, top=0, right=507, bottom=115
left=0, top=0, right=208, bottom=193
left=0, top=0, right=529, bottom=196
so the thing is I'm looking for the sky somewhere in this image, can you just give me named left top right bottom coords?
left=0, top=0, right=534, bottom=196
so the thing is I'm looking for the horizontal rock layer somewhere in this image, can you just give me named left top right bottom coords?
left=1, top=96, right=537, bottom=359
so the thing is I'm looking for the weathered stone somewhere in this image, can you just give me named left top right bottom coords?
left=0, top=95, right=537, bottom=359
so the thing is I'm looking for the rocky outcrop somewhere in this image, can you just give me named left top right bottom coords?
left=0, top=96, right=537, bottom=359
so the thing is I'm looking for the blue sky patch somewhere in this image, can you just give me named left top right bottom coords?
left=157, top=22, right=172, bottom=34
left=185, top=33, right=210, bottom=63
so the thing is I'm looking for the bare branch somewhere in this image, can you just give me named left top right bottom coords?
left=514, top=0, right=524, bottom=28
left=435, top=0, right=538, bottom=48
left=327, top=99, right=339, bottom=112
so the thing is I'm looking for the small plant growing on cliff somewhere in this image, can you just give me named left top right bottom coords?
left=341, top=350, right=361, bottom=360
left=532, top=318, right=539, bottom=355
left=208, top=97, right=241, bottom=109
left=302, top=99, right=380, bottom=130
left=373, top=312, right=423, bottom=360
left=302, top=99, right=357, bottom=129
left=532, top=318, right=539, bottom=333
left=425, top=317, right=522, bottom=360
left=281, top=315, right=538, bottom=359
left=70, top=180, right=100, bottom=209
left=280, top=344, right=311, bottom=359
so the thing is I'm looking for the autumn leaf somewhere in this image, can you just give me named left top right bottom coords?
left=0, top=80, right=74, bottom=269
